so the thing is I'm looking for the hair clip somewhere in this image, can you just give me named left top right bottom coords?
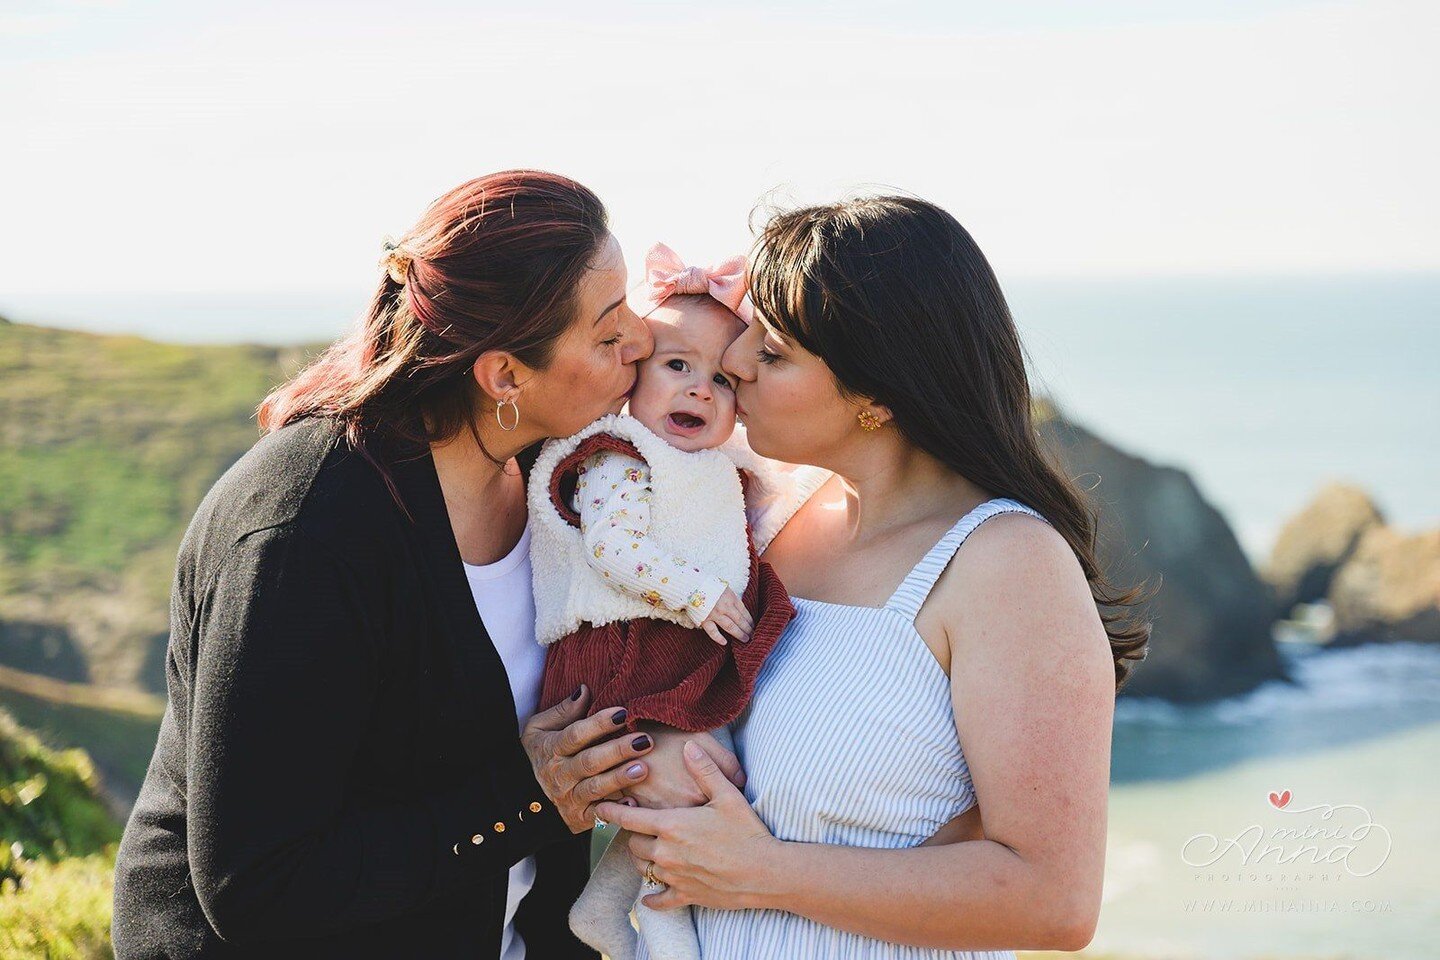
left=380, top=236, right=412, bottom=285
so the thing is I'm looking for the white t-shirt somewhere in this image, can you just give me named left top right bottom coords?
left=463, top=520, right=545, bottom=960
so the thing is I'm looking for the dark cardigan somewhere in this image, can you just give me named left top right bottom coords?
left=112, top=416, right=599, bottom=959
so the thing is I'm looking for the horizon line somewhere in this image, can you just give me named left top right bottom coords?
left=5, top=265, right=1440, bottom=303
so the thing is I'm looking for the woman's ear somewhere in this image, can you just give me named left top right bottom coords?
left=856, top=398, right=895, bottom=426
left=471, top=349, right=527, bottom=403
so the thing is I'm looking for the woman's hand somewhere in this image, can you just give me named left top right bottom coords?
left=521, top=685, right=656, bottom=832
left=621, top=723, right=745, bottom=809
left=595, top=740, right=782, bottom=911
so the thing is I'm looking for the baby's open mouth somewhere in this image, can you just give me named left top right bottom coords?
left=666, top=411, right=707, bottom=434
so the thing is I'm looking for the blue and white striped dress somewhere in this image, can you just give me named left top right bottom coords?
left=675, top=497, right=1050, bottom=960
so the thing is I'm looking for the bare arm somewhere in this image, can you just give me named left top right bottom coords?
left=598, top=513, right=1115, bottom=952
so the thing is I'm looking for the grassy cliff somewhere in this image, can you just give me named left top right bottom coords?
left=0, top=318, right=304, bottom=956
left=0, top=318, right=314, bottom=812
left=0, top=319, right=314, bottom=692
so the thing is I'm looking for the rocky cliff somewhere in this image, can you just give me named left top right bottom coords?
left=1037, top=403, right=1286, bottom=701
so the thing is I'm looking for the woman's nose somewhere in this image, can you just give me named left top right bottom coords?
left=722, top=323, right=761, bottom=382
left=620, top=311, right=654, bottom=365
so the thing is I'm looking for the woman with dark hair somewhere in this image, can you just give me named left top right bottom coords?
left=597, top=196, right=1149, bottom=957
left=111, top=170, right=744, bottom=959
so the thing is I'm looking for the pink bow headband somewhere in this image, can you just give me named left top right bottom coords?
left=631, top=242, right=754, bottom=324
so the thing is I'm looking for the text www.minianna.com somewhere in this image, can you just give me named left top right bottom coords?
left=1182, top=898, right=1394, bottom=914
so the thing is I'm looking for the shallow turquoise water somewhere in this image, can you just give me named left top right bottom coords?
left=1100, top=642, right=1440, bottom=958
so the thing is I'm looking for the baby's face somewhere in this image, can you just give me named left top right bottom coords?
left=627, top=296, right=747, bottom=453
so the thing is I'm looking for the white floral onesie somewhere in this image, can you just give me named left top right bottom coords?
left=574, top=450, right=728, bottom=627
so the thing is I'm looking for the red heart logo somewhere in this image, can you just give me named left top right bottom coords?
left=1268, top=789, right=1292, bottom=809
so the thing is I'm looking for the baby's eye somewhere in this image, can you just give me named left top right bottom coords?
left=666, top=359, right=688, bottom=373
left=713, top=372, right=734, bottom=389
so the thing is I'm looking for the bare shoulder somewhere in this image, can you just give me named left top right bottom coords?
left=928, top=510, right=1109, bottom=670
left=956, top=510, right=1081, bottom=586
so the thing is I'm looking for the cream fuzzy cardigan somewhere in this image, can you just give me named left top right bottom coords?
left=527, top=414, right=829, bottom=647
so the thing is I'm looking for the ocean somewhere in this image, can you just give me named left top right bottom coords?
left=4, top=273, right=1435, bottom=561
left=1005, top=273, right=1439, bottom=562
left=1101, top=641, right=1440, bottom=958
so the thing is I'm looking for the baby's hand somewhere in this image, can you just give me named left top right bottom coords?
left=700, top=587, right=753, bottom=645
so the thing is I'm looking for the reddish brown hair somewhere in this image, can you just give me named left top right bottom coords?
left=258, top=170, right=609, bottom=498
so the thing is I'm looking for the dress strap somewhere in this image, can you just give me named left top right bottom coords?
left=884, top=498, right=1050, bottom=621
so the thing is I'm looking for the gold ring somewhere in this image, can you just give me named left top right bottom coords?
left=643, top=862, right=660, bottom=886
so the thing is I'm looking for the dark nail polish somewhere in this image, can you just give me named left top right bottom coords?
left=611, top=708, right=628, bottom=725
left=631, top=734, right=652, bottom=751
left=570, top=685, right=584, bottom=701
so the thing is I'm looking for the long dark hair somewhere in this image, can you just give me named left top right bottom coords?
left=749, top=195, right=1150, bottom=691
left=258, top=170, right=609, bottom=499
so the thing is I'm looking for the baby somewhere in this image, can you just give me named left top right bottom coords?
left=527, top=244, right=812, bottom=960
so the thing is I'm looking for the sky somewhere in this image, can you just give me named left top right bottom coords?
left=2, top=0, right=1437, bottom=297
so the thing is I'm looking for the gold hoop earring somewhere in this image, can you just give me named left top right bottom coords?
left=857, top=409, right=883, bottom=432
left=496, top=397, right=520, bottom=432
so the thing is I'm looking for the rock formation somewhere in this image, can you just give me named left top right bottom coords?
left=1329, top=527, right=1440, bottom=645
left=1038, top=404, right=1285, bottom=702
left=1264, top=483, right=1384, bottom=614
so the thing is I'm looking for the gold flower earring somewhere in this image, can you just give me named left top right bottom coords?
left=857, top=409, right=883, bottom=432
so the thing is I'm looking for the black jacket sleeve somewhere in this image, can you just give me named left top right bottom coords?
left=183, top=523, right=572, bottom=943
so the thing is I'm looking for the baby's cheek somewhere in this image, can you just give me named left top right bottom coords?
left=626, top=379, right=666, bottom=425
left=711, top=399, right=740, bottom=444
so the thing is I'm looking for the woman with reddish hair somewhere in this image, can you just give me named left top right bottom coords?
left=112, top=170, right=743, bottom=959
